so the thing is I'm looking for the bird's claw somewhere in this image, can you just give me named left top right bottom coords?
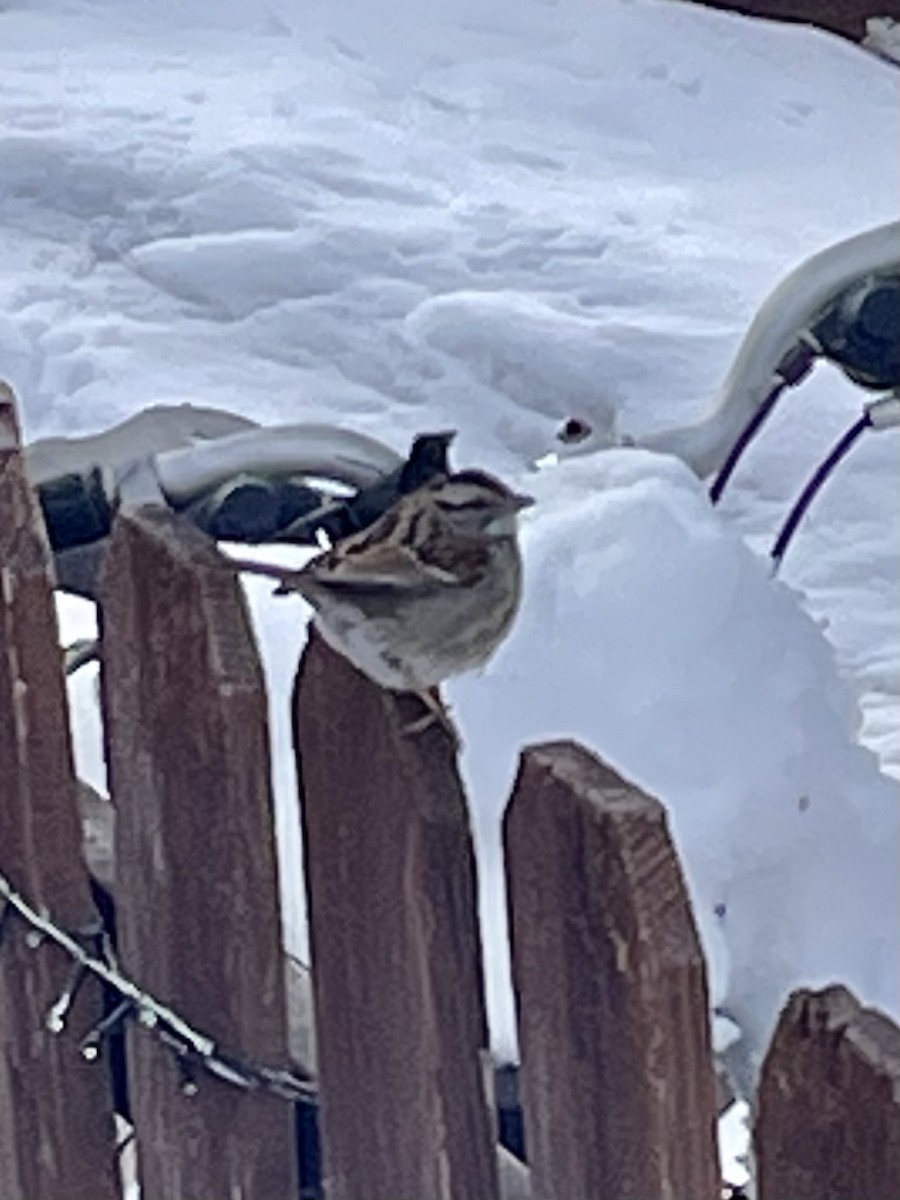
left=400, top=689, right=461, bottom=750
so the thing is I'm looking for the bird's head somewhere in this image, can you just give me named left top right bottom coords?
left=428, top=469, right=534, bottom=539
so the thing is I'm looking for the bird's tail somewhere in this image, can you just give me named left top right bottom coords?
left=225, top=557, right=297, bottom=594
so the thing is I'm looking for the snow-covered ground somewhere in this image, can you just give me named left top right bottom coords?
left=3, top=0, right=898, bottom=1184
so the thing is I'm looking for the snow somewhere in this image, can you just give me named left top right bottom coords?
left=3, top=0, right=898, bottom=1182
left=451, top=450, right=898, bottom=1090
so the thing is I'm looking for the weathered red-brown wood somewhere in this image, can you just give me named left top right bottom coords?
left=756, top=984, right=900, bottom=1200
left=294, top=630, right=499, bottom=1200
left=100, top=505, right=296, bottom=1200
left=687, top=0, right=893, bottom=41
left=504, top=740, right=719, bottom=1200
left=0, top=383, right=118, bottom=1200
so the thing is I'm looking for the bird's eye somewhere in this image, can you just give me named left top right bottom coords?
left=557, top=417, right=592, bottom=444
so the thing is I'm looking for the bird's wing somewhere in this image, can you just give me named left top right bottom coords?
left=295, top=541, right=460, bottom=593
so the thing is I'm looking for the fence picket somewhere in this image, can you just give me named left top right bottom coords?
left=504, top=740, right=719, bottom=1200
left=0, top=384, right=119, bottom=1200
left=100, top=506, right=296, bottom=1200
left=294, top=630, right=499, bottom=1200
left=756, top=983, right=900, bottom=1199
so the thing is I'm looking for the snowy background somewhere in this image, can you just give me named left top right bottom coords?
left=2, top=0, right=898, bottom=1181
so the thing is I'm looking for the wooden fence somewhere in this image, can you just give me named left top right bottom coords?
left=684, top=1, right=888, bottom=43
left=2, top=383, right=899, bottom=1199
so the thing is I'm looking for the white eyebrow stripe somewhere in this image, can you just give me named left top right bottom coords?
left=435, top=496, right=491, bottom=510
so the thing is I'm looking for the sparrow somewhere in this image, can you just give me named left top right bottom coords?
left=229, top=468, right=533, bottom=729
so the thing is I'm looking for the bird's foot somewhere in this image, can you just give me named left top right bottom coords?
left=400, top=688, right=460, bottom=750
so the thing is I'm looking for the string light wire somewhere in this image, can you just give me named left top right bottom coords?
left=0, top=870, right=315, bottom=1104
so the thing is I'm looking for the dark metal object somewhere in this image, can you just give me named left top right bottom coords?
left=86, top=879, right=131, bottom=1123
left=709, top=339, right=817, bottom=506
left=38, top=466, right=112, bottom=551
left=710, top=271, right=898, bottom=509
left=36, top=468, right=325, bottom=556
left=296, top=1097, right=323, bottom=1200
left=708, top=385, right=784, bottom=506
left=494, top=1063, right=526, bottom=1162
left=811, top=273, right=900, bottom=391
left=37, top=429, right=455, bottom=599
left=184, top=475, right=324, bottom=542
left=279, top=430, right=454, bottom=544
left=770, top=412, right=872, bottom=570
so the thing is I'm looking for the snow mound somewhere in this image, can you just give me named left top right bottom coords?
left=449, top=450, right=899, bottom=1073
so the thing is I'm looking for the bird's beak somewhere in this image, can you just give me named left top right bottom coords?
left=487, top=491, right=534, bottom=535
